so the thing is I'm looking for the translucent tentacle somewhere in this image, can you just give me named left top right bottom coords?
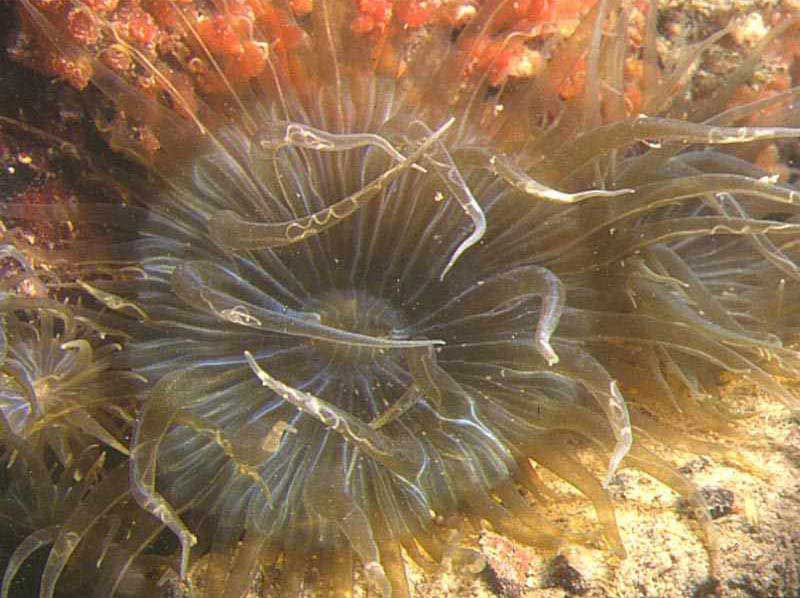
left=528, top=432, right=625, bottom=555
left=303, top=435, right=397, bottom=596
left=208, top=118, right=454, bottom=251
left=688, top=19, right=794, bottom=123
left=404, top=347, right=456, bottom=412
left=369, top=385, right=422, bottom=429
left=405, top=120, right=487, bottom=279
left=467, top=491, right=563, bottom=552
left=555, top=116, right=800, bottom=173
left=257, top=121, right=409, bottom=165
left=376, top=538, right=410, bottom=598
left=331, top=544, right=354, bottom=598
left=562, top=217, right=800, bottom=271
left=245, top=351, right=423, bottom=477
left=514, top=458, right=561, bottom=502
left=550, top=341, right=632, bottom=485
left=62, top=412, right=129, bottom=456
left=57, top=338, right=94, bottom=373
left=172, top=260, right=442, bottom=349
left=627, top=275, right=781, bottom=351
left=485, top=152, right=634, bottom=203
left=625, top=445, right=720, bottom=577
left=0, top=315, right=6, bottom=367
left=492, top=481, right=596, bottom=550
left=706, top=192, right=800, bottom=282
left=173, top=411, right=273, bottom=507
left=560, top=309, right=799, bottom=406
left=644, top=28, right=731, bottom=115
left=129, top=370, right=199, bottom=580
left=58, top=449, right=107, bottom=515
left=645, top=244, right=760, bottom=334
left=627, top=216, right=800, bottom=255
left=704, top=85, right=800, bottom=128
left=39, top=466, right=130, bottom=598
left=1, top=526, right=60, bottom=598
left=532, top=173, right=800, bottom=267
left=410, top=264, right=565, bottom=366
left=78, top=281, right=149, bottom=320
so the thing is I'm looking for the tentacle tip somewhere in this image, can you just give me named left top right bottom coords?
left=604, top=438, right=632, bottom=489
left=244, top=350, right=265, bottom=383
left=440, top=236, right=482, bottom=280
left=439, top=258, right=460, bottom=281
left=178, top=532, right=198, bottom=580
left=537, top=341, right=560, bottom=366
left=613, top=188, right=636, bottom=196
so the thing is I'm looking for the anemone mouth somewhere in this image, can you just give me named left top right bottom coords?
left=305, top=289, right=409, bottom=363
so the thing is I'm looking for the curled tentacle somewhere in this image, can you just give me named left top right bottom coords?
left=245, top=351, right=424, bottom=478
left=409, top=265, right=565, bottom=366
left=467, top=150, right=635, bottom=203
left=129, top=370, right=200, bottom=579
left=208, top=118, right=454, bottom=251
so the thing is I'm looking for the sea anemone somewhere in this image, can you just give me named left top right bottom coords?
left=0, top=441, right=120, bottom=598
left=0, top=306, right=131, bottom=464
left=0, top=242, right=132, bottom=460
left=4, top=0, right=800, bottom=596
left=0, top=245, right=144, bottom=597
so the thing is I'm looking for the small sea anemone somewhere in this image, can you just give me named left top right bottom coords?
left=0, top=442, right=112, bottom=598
left=0, top=304, right=131, bottom=461
left=0, top=247, right=147, bottom=598
left=4, top=0, right=800, bottom=596
left=0, top=245, right=132, bottom=465
left=0, top=418, right=176, bottom=598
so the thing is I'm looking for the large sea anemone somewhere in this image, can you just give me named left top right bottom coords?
left=3, top=0, right=800, bottom=596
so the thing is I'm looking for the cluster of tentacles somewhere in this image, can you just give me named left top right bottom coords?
left=2, top=0, right=800, bottom=596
